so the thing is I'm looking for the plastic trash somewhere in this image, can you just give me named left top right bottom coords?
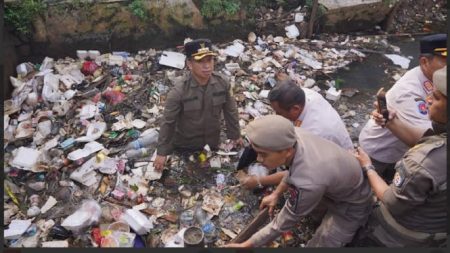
left=194, top=205, right=216, bottom=244
left=16, top=62, right=34, bottom=78
left=164, top=228, right=186, bottom=247
left=285, top=24, right=300, bottom=39
left=201, top=221, right=217, bottom=244
left=326, top=86, right=342, bottom=101
left=79, top=104, right=99, bottom=120
left=103, top=90, right=126, bottom=105
left=42, top=73, right=63, bottom=102
left=40, top=196, right=57, bottom=214
left=10, top=147, right=41, bottom=170
left=120, top=209, right=153, bottom=235
left=76, top=121, right=107, bottom=142
left=384, top=54, right=411, bottom=69
left=48, top=225, right=71, bottom=240
left=179, top=210, right=195, bottom=228
left=159, top=51, right=186, bottom=69
left=4, top=219, right=33, bottom=240
left=125, top=130, right=159, bottom=150
left=42, top=240, right=69, bottom=247
left=60, top=138, right=76, bottom=150
left=40, top=57, right=54, bottom=71
left=215, top=174, right=225, bottom=190
left=109, top=55, right=124, bottom=66
left=224, top=41, right=245, bottom=57
left=67, top=141, right=104, bottom=161
left=248, top=163, right=269, bottom=177
left=81, top=61, right=99, bottom=76
left=61, top=200, right=102, bottom=234
left=125, top=148, right=149, bottom=159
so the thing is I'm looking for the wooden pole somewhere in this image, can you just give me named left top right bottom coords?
left=231, top=207, right=269, bottom=243
left=307, top=0, right=319, bottom=38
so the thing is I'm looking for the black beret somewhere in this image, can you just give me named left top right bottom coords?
left=420, top=33, right=447, bottom=56
left=184, top=39, right=217, bottom=60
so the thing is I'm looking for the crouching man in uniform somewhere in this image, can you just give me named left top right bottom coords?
left=353, top=66, right=447, bottom=247
left=225, top=115, right=373, bottom=247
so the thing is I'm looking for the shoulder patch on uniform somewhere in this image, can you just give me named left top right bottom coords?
left=416, top=99, right=428, bottom=115
left=423, top=80, right=434, bottom=93
left=393, top=172, right=404, bottom=187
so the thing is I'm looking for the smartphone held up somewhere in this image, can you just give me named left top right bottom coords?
left=376, top=87, right=389, bottom=122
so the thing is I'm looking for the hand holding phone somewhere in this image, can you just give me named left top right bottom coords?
left=376, top=87, right=389, bottom=121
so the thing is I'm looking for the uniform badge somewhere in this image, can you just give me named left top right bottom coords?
left=423, top=80, right=433, bottom=93
left=415, top=98, right=428, bottom=115
left=393, top=172, right=404, bottom=187
left=287, top=185, right=300, bottom=210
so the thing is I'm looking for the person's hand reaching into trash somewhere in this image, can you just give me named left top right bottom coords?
left=154, top=155, right=166, bottom=171
left=239, top=175, right=259, bottom=190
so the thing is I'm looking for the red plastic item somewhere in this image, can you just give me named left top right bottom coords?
left=92, top=93, right=102, bottom=103
left=81, top=61, right=99, bottom=76
left=91, top=227, right=103, bottom=246
left=103, top=90, right=126, bottom=105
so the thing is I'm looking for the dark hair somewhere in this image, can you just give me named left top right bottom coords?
left=268, top=80, right=306, bottom=110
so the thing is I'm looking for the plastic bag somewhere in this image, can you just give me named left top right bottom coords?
left=81, top=61, right=99, bottom=76
left=61, top=200, right=102, bottom=234
left=248, top=163, right=268, bottom=177
left=103, top=90, right=126, bottom=105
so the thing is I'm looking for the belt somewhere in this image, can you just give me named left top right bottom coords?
left=375, top=203, right=447, bottom=244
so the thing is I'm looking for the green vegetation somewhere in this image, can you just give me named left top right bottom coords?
left=5, top=0, right=46, bottom=37
left=305, top=0, right=327, bottom=18
left=128, top=0, right=148, bottom=20
left=200, top=0, right=241, bottom=18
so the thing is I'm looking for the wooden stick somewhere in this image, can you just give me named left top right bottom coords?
left=231, top=207, right=269, bottom=243
left=307, top=0, right=319, bottom=38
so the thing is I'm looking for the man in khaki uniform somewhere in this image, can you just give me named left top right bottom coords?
left=353, top=66, right=447, bottom=247
left=154, top=39, right=241, bottom=171
left=225, top=115, right=373, bottom=248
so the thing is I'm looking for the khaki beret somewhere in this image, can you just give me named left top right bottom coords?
left=433, top=66, right=446, bottom=96
left=246, top=115, right=296, bottom=151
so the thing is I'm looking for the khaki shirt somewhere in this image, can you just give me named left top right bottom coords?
left=249, top=128, right=373, bottom=247
left=381, top=131, right=447, bottom=233
left=157, top=72, right=240, bottom=155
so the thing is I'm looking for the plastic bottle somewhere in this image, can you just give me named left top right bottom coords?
left=125, top=130, right=159, bottom=150
left=194, top=203, right=216, bottom=244
left=215, top=174, right=225, bottom=190
left=194, top=203, right=207, bottom=225
left=125, top=148, right=149, bottom=159
left=202, top=221, right=216, bottom=244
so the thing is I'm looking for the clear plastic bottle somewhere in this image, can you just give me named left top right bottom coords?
left=194, top=203, right=216, bottom=244
left=202, top=221, right=216, bottom=244
left=125, top=148, right=149, bottom=159
left=125, top=130, right=159, bottom=150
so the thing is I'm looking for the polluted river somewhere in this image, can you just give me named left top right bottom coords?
left=4, top=30, right=422, bottom=248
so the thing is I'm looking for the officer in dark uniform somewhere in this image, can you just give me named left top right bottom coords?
left=154, top=39, right=241, bottom=171
left=353, top=66, right=447, bottom=247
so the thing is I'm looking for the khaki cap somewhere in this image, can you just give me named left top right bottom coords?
left=245, top=115, right=296, bottom=151
left=433, top=66, right=446, bottom=96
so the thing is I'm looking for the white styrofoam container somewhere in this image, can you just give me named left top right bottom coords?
left=120, top=209, right=153, bottom=235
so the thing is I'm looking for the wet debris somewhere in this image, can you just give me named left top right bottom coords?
left=3, top=24, right=409, bottom=248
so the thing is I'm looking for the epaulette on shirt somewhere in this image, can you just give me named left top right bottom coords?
left=211, top=71, right=230, bottom=83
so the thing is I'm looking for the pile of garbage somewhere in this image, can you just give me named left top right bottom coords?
left=4, top=29, right=409, bottom=247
